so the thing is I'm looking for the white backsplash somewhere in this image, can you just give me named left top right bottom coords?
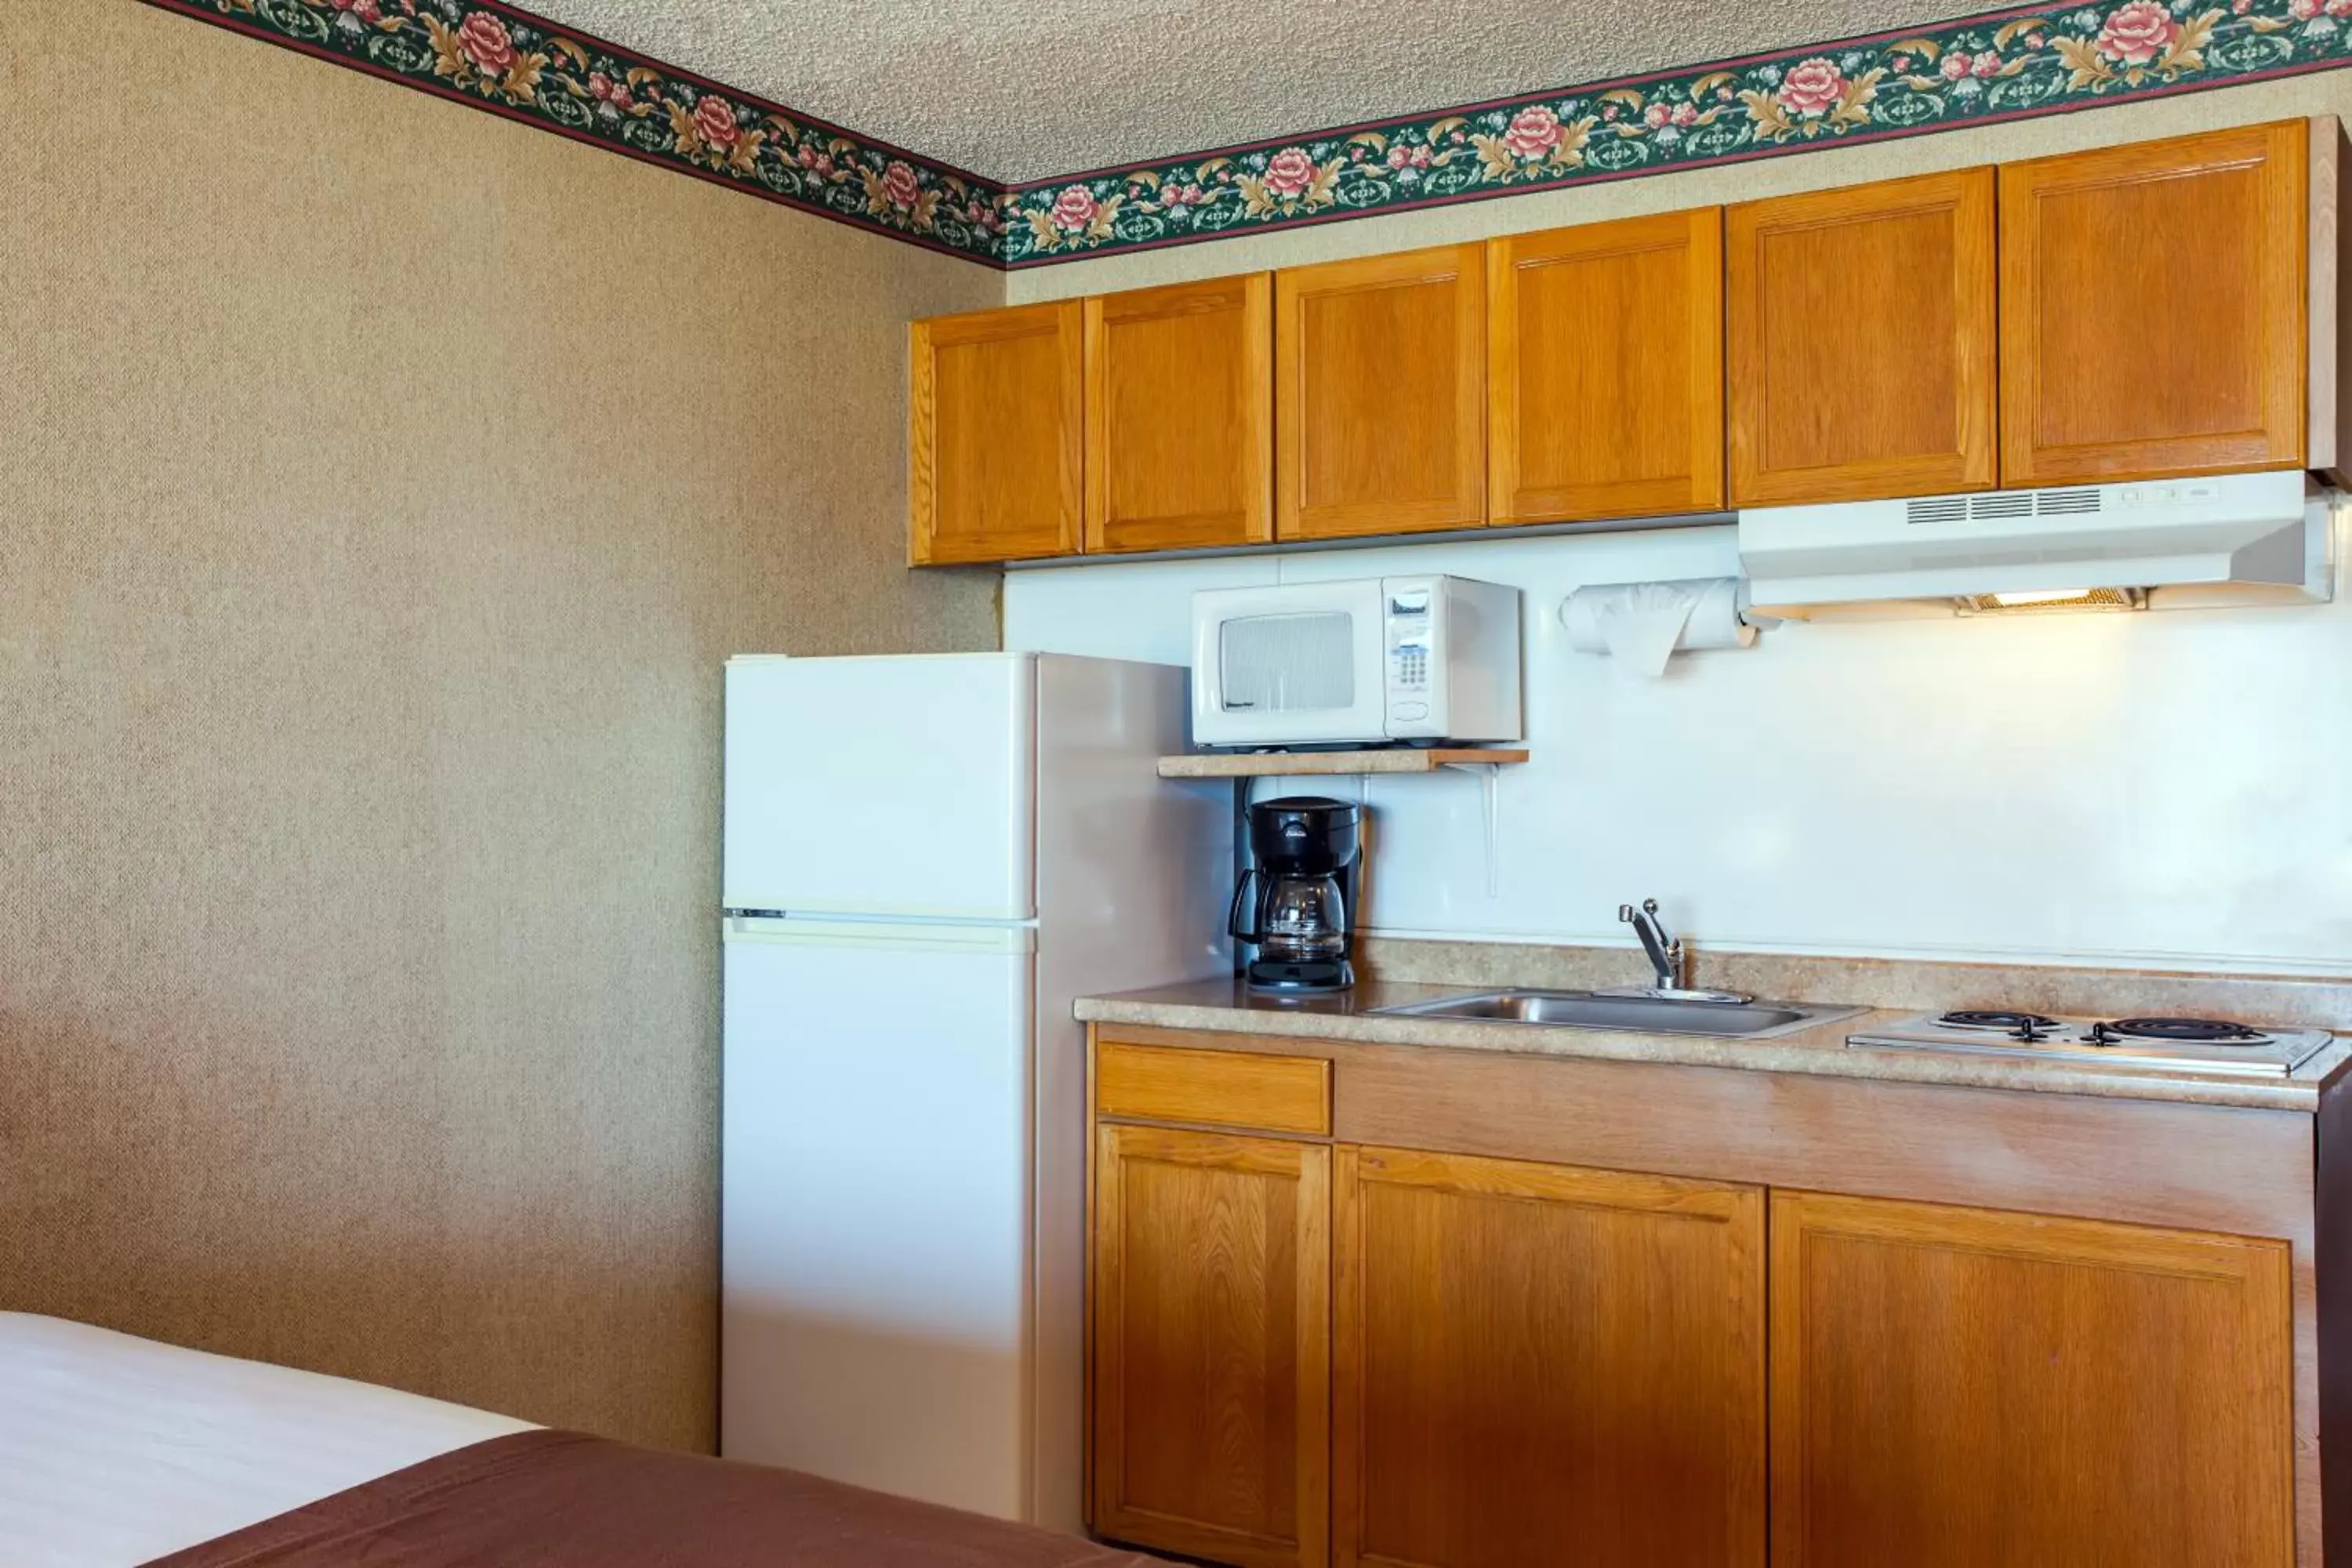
left=1003, top=519, right=2352, bottom=975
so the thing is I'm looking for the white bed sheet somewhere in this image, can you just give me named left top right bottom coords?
left=0, top=1312, right=535, bottom=1568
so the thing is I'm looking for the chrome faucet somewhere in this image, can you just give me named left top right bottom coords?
left=1606, top=899, right=1752, bottom=1004
left=1620, top=898, right=1685, bottom=990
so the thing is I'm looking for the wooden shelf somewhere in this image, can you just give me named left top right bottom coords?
left=1156, top=748, right=1528, bottom=779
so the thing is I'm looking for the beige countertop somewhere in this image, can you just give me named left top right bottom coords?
left=1076, top=976, right=2352, bottom=1112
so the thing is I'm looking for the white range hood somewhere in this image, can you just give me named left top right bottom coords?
left=1738, top=468, right=2333, bottom=615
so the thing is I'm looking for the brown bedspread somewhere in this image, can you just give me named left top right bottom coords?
left=145, top=1429, right=1168, bottom=1567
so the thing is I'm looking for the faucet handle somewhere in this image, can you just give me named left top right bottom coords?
left=1621, top=899, right=1680, bottom=945
left=1620, top=899, right=1670, bottom=985
left=1623, top=898, right=1689, bottom=986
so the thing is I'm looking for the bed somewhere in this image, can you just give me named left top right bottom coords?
left=0, top=1312, right=1163, bottom=1568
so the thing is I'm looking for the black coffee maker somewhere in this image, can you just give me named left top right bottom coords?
left=1229, top=797, right=1363, bottom=992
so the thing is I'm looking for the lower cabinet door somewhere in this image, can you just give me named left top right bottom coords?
left=1333, top=1147, right=1766, bottom=1568
left=1771, top=1190, right=2294, bottom=1568
left=1091, top=1123, right=1330, bottom=1568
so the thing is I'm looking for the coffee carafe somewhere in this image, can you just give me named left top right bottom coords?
left=1229, top=797, right=1363, bottom=992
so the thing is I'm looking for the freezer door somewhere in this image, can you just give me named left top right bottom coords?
left=720, top=922, right=1034, bottom=1520
left=724, top=655, right=1036, bottom=919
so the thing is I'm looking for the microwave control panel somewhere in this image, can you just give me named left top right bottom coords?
left=1385, top=586, right=1434, bottom=724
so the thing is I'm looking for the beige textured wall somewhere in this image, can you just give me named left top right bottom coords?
left=1009, top=73, right=2352, bottom=302
left=0, top=0, right=998, bottom=1449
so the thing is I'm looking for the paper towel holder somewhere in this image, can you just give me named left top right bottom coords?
left=1558, top=576, right=1777, bottom=676
left=1556, top=576, right=1774, bottom=630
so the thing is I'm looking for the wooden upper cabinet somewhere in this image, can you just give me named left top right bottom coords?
left=1084, top=275, right=1273, bottom=554
left=2000, top=121, right=2307, bottom=487
left=1091, top=1123, right=1329, bottom=1568
left=1276, top=245, right=1486, bottom=540
left=909, top=301, right=1082, bottom=564
left=1728, top=169, right=1997, bottom=505
left=1334, top=1147, right=1765, bottom=1568
left=1490, top=210, right=1725, bottom=524
left=1771, top=1190, right=2293, bottom=1568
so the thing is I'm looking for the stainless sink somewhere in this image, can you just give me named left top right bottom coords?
left=1369, top=989, right=1863, bottom=1040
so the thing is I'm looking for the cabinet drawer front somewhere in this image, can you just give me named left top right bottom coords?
left=1097, top=1040, right=1331, bottom=1135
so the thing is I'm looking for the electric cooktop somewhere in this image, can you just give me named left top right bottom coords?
left=1846, top=1009, right=2336, bottom=1078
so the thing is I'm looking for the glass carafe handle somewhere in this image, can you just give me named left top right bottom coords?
left=1226, top=868, right=1261, bottom=943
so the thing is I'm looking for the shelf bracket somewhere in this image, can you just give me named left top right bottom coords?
left=1439, top=761, right=1504, bottom=898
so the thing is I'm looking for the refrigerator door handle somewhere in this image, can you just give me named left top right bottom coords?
left=723, top=915, right=1036, bottom=955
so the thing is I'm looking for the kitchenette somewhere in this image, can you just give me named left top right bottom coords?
left=1076, top=941, right=2347, bottom=1568
left=724, top=111, right=2352, bottom=1568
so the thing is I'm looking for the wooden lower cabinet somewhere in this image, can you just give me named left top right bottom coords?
left=1333, top=1148, right=1766, bottom=1568
left=1085, top=1054, right=2303, bottom=1568
left=1091, top=1123, right=1330, bottom=1568
left=1770, top=1190, right=2295, bottom=1568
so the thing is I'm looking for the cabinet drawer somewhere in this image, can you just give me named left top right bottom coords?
left=1095, top=1040, right=1331, bottom=1135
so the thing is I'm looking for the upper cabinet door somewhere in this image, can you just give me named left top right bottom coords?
left=1276, top=245, right=1486, bottom=541
left=909, top=302, right=1083, bottom=565
left=1084, top=275, right=1273, bottom=554
left=1490, top=210, right=1726, bottom=525
left=1728, top=169, right=1998, bottom=506
left=2000, top=122, right=2307, bottom=487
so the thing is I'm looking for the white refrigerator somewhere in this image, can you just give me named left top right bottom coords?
left=720, top=652, right=1225, bottom=1534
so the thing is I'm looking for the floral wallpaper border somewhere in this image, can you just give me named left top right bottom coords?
left=1000, top=0, right=2352, bottom=267
left=136, top=0, right=1008, bottom=262
left=143, top=0, right=2352, bottom=270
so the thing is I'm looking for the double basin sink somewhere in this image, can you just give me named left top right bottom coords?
left=1370, top=988, right=1862, bottom=1040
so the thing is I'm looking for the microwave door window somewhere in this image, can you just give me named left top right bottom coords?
left=1220, top=612, right=1356, bottom=713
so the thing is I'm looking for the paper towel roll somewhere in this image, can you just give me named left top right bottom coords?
left=1560, top=578, right=1759, bottom=677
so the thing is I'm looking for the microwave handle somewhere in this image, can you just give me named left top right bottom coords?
left=1226, top=868, right=1262, bottom=944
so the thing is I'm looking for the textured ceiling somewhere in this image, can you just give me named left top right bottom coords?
left=528, top=0, right=1975, bottom=183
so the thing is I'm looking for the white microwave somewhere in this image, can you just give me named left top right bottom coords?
left=1190, top=575, right=1523, bottom=748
